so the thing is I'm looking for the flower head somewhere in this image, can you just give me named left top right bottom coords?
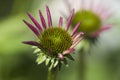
left=23, top=6, right=83, bottom=70
left=63, top=0, right=113, bottom=43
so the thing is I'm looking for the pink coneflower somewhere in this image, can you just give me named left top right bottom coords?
left=63, top=0, right=113, bottom=43
left=22, top=6, right=83, bottom=70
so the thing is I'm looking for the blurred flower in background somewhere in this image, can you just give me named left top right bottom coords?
left=61, top=0, right=115, bottom=44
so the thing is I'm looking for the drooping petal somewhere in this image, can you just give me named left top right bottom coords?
left=39, top=10, right=47, bottom=29
left=72, top=32, right=84, bottom=41
left=22, top=41, right=40, bottom=46
left=65, top=9, right=74, bottom=31
left=72, top=37, right=83, bottom=45
left=99, top=25, right=112, bottom=31
left=71, top=38, right=83, bottom=48
left=59, top=17, right=63, bottom=27
left=22, top=41, right=43, bottom=49
left=27, top=12, right=42, bottom=31
left=23, top=20, right=40, bottom=36
left=58, top=53, right=64, bottom=60
left=71, top=22, right=81, bottom=36
left=91, top=24, right=112, bottom=37
left=63, top=48, right=75, bottom=55
left=46, top=6, right=52, bottom=27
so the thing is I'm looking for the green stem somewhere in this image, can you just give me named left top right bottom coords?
left=47, top=67, right=58, bottom=80
left=78, top=41, right=89, bottom=80
left=78, top=48, right=86, bottom=80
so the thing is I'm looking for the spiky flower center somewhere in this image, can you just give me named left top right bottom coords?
left=72, top=10, right=101, bottom=33
left=39, top=27, right=72, bottom=55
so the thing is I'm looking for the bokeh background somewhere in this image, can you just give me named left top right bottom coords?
left=0, top=0, right=120, bottom=80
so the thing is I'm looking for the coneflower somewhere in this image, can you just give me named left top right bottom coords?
left=22, top=6, right=83, bottom=80
left=63, top=0, right=113, bottom=43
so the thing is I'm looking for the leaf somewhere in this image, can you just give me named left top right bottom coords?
left=49, top=62, right=54, bottom=70
left=49, top=63, right=54, bottom=70
left=66, top=54, right=75, bottom=61
left=58, top=61, right=62, bottom=71
left=53, top=60, right=59, bottom=68
left=36, top=54, right=46, bottom=64
left=32, top=46, right=37, bottom=49
left=33, top=48, right=40, bottom=54
left=45, top=57, right=51, bottom=66
left=63, top=59, right=69, bottom=67
left=48, top=58, right=55, bottom=70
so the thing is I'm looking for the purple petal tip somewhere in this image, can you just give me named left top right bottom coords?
left=46, top=5, right=52, bottom=27
left=27, top=12, right=42, bottom=31
left=65, top=9, right=74, bottom=31
left=71, top=22, right=81, bottom=36
left=23, top=20, right=40, bottom=36
left=59, top=16, right=63, bottom=27
left=22, top=41, right=40, bottom=46
left=39, top=10, right=47, bottom=29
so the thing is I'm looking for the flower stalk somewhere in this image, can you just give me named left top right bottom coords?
left=79, top=47, right=87, bottom=80
left=47, top=67, right=58, bottom=80
left=78, top=40, right=90, bottom=80
left=79, top=49, right=86, bottom=80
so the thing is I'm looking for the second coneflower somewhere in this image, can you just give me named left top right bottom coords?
left=63, top=0, right=113, bottom=43
left=23, top=6, right=83, bottom=70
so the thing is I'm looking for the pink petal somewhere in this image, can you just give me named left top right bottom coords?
left=22, top=41, right=43, bottom=49
left=100, top=25, right=112, bottom=31
left=91, top=24, right=112, bottom=37
left=65, top=9, right=74, bottom=31
left=72, top=37, right=83, bottom=44
left=58, top=53, right=64, bottom=60
left=46, top=6, right=52, bottom=27
left=72, top=32, right=84, bottom=41
left=71, top=38, right=83, bottom=48
left=39, top=10, right=47, bottom=29
left=27, top=12, right=42, bottom=31
left=63, top=48, right=75, bottom=55
left=23, top=20, right=40, bottom=36
left=22, top=41, right=40, bottom=46
left=71, top=22, right=81, bottom=36
left=59, top=17, right=63, bottom=28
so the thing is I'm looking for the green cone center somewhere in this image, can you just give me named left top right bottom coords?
left=39, top=27, right=72, bottom=55
left=72, top=10, right=102, bottom=33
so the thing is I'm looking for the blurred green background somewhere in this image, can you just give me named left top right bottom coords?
left=0, top=0, right=120, bottom=80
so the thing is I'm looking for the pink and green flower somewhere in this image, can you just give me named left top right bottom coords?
left=23, top=6, right=83, bottom=70
left=63, top=0, right=113, bottom=43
